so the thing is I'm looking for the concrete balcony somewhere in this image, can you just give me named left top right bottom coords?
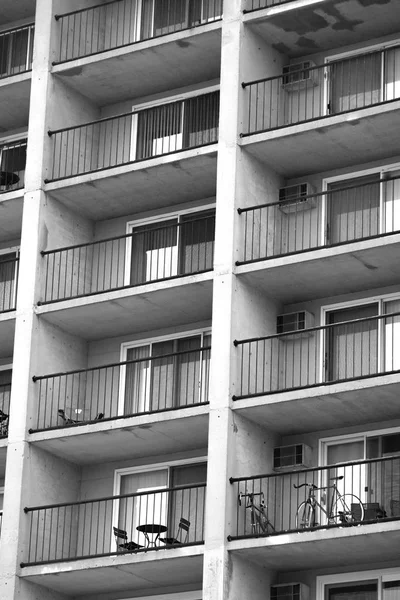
left=233, top=311, right=400, bottom=434
left=241, top=45, right=400, bottom=176
left=20, top=547, right=204, bottom=596
left=45, top=90, right=219, bottom=219
left=228, top=455, right=400, bottom=568
left=52, top=0, right=222, bottom=104
left=243, top=0, right=400, bottom=58
left=20, top=482, right=205, bottom=595
left=0, top=24, right=34, bottom=130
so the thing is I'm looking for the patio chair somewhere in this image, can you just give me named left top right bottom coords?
left=58, top=409, right=104, bottom=425
left=159, top=517, right=190, bottom=546
left=0, top=409, right=9, bottom=437
left=113, top=526, right=143, bottom=552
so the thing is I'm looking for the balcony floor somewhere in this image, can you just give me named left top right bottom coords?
left=45, top=146, right=218, bottom=220
left=246, top=0, right=400, bottom=59
left=29, top=407, right=209, bottom=464
left=236, top=234, right=400, bottom=303
left=53, top=24, right=221, bottom=104
left=0, top=75, right=31, bottom=130
left=241, top=100, right=400, bottom=177
left=20, top=547, right=203, bottom=596
left=229, top=519, right=400, bottom=571
left=36, top=272, right=213, bottom=340
left=233, top=372, right=400, bottom=435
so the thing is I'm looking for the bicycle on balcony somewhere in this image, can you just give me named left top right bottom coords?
left=238, top=491, right=275, bottom=534
left=294, top=476, right=365, bottom=529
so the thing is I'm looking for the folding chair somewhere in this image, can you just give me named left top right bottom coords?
left=160, top=518, right=190, bottom=546
left=113, top=526, right=143, bottom=552
left=58, top=408, right=104, bottom=425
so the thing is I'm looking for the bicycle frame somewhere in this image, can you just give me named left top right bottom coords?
left=238, top=491, right=275, bottom=534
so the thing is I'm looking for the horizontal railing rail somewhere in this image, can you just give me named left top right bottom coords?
left=54, top=0, right=223, bottom=63
left=229, top=455, right=400, bottom=539
left=237, top=175, right=400, bottom=263
left=30, top=344, right=211, bottom=432
left=0, top=139, right=27, bottom=193
left=244, top=0, right=296, bottom=11
left=46, top=90, right=220, bottom=181
left=40, top=212, right=216, bottom=303
left=242, top=44, right=400, bottom=135
left=234, top=310, right=400, bottom=399
left=22, top=483, right=206, bottom=565
left=0, top=383, right=11, bottom=438
left=0, top=23, right=34, bottom=79
left=0, top=257, right=19, bottom=312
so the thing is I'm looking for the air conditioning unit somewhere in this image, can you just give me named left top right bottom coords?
left=271, top=583, right=310, bottom=600
left=278, top=183, right=316, bottom=214
left=276, top=311, right=314, bottom=337
left=273, top=444, right=312, bottom=471
left=282, top=60, right=317, bottom=91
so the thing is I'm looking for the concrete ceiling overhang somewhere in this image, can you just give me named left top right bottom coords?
left=0, top=76, right=31, bottom=131
left=247, top=0, right=400, bottom=58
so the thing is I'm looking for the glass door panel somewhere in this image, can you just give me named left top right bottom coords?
left=326, top=582, right=378, bottom=600
left=124, top=345, right=151, bottom=414
left=329, top=52, right=381, bottom=114
left=182, top=92, right=219, bottom=148
left=383, top=170, right=400, bottom=233
left=136, top=102, right=183, bottom=159
left=0, top=252, right=17, bottom=312
left=325, top=303, right=379, bottom=382
left=327, top=174, right=380, bottom=244
left=383, top=299, right=400, bottom=372
left=384, top=46, right=400, bottom=101
left=168, top=463, right=207, bottom=542
left=130, top=219, right=178, bottom=284
left=178, top=210, right=215, bottom=274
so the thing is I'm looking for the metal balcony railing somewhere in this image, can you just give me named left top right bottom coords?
left=54, top=0, right=223, bottom=63
left=242, top=45, right=400, bottom=135
left=0, top=23, right=34, bottom=79
left=0, top=382, right=11, bottom=438
left=40, top=212, right=215, bottom=303
left=30, top=344, right=211, bottom=432
left=0, top=256, right=19, bottom=312
left=22, top=483, right=206, bottom=565
left=46, top=90, right=219, bottom=182
left=237, top=175, right=400, bottom=263
left=234, top=311, right=400, bottom=399
left=229, top=456, right=400, bottom=540
left=0, top=139, right=27, bottom=193
left=244, top=0, right=295, bottom=11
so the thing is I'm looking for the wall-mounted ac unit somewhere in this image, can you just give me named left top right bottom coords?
left=271, top=583, right=310, bottom=600
left=273, top=444, right=312, bottom=471
left=276, top=310, right=314, bottom=337
left=282, top=60, right=317, bottom=91
left=278, top=183, right=316, bottom=214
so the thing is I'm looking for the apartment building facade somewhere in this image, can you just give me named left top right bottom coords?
left=0, top=0, right=400, bottom=599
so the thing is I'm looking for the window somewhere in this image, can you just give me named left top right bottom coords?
left=128, top=209, right=215, bottom=285
left=120, top=330, right=211, bottom=415
left=318, top=569, right=400, bottom=600
left=327, top=44, right=400, bottom=115
left=114, top=461, right=207, bottom=548
left=0, top=26, right=34, bottom=78
left=0, top=250, right=19, bottom=312
left=133, top=91, right=219, bottom=160
left=140, top=0, right=221, bottom=39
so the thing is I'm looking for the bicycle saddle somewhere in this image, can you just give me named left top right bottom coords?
left=329, top=475, right=344, bottom=481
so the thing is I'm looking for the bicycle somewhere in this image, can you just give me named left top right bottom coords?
left=238, top=491, right=275, bottom=534
left=294, top=476, right=365, bottom=529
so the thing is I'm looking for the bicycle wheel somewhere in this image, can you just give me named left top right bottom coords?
left=295, top=501, right=315, bottom=529
left=332, top=494, right=365, bottom=525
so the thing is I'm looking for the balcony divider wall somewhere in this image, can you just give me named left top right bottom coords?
left=54, top=0, right=223, bottom=64
left=46, top=90, right=220, bottom=182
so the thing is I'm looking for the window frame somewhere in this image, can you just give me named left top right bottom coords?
left=317, top=568, right=400, bottom=600
left=118, top=327, right=212, bottom=416
left=112, top=457, right=207, bottom=552
left=124, top=203, right=215, bottom=286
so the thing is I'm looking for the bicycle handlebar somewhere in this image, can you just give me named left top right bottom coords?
left=293, top=482, right=318, bottom=490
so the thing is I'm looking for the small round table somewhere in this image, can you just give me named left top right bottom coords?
left=0, top=171, right=19, bottom=187
left=136, top=523, right=168, bottom=548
